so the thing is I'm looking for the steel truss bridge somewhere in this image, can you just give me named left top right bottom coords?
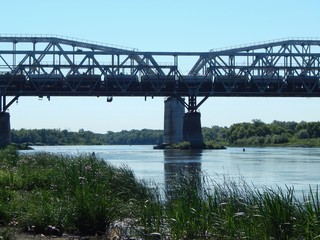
left=1, top=35, right=320, bottom=113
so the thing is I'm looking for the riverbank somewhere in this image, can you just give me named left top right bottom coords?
left=1, top=146, right=320, bottom=239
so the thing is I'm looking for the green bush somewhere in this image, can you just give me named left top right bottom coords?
left=164, top=141, right=191, bottom=149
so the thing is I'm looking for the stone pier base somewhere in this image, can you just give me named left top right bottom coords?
left=183, top=112, right=204, bottom=148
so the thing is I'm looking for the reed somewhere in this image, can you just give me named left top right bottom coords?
left=137, top=170, right=320, bottom=239
left=0, top=146, right=150, bottom=236
left=1, top=146, right=320, bottom=239
left=296, top=186, right=320, bottom=238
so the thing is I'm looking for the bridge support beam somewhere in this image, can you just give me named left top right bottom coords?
left=0, top=112, right=11, bottom=147
left=163, top=97, right=185, bottom=145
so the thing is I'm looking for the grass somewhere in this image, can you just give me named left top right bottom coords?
left=0, top=146, right=320, bottom=239
left=0, top=146, right=150, bottom=238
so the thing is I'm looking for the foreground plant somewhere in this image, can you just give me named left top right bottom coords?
left=1, top=146, right=320, bottom=239
left=137, top=170, right=320, bottom=239
left=0, top=146, right=150, bottom=236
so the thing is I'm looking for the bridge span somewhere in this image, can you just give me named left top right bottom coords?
left=1, top=35, right=320, bottom=147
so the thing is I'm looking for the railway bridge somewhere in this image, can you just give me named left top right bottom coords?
left=1, top=35, right=320, bottom=147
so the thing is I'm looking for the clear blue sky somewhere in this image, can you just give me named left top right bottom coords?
left=2, top=0, right=320, bottom=133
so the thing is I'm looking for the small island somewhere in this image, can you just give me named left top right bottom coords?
left=154, top=141, right=227, bottom=150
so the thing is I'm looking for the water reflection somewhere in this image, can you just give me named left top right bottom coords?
left=164, top=149, right=202, bottom=198
left=27, top=145, right=320, bottom=199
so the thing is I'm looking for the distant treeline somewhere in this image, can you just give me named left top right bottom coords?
left=203, top=120, right=320, bottom=147
left=11, top=128, right=163, bottom=145
left=11, top=120, right=320, bottom=146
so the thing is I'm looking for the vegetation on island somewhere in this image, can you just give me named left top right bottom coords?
left=11, top=119, right=320, bottom=148
left=154, top=141, right=227, bottom=150
left=1, top=146, right=320, bottom=239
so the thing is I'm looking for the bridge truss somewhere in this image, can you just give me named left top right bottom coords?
left=0, top=35, right=320, bottom=113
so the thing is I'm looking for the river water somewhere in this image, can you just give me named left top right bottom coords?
left=26, top=145, right=320, bottom=198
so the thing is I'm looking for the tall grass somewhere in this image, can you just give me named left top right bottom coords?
left=135, top=169, right=320, bottom=239
left=1, top=146, right=320, bottom=239
left=0, top=146, right=150, bottom=236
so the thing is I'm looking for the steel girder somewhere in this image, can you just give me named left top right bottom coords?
left=0, top=35, right=320, bottom=112
left=190, top=39, right=320, bottom=96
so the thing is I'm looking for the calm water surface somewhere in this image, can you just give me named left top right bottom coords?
left=28, top=145, right=320, bottom=196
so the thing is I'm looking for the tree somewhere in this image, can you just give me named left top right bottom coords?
left=296, top=129, right=310, bottom=139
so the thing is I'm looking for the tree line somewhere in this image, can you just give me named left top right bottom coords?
left=11, top=120, right=320, bottom=146
left=11, top=128, right=163, bottom=146
left=203, top=120, right=320, bottom=146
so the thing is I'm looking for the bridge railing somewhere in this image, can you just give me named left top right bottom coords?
left=0, top=34, right=138, bottom=52
left=210, top=37, right=320, bottom=52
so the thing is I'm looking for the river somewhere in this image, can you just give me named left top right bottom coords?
left=25, top=145, right=320, bottom=198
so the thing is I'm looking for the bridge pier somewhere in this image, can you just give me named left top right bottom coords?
left=183, top=111, right=204, bottom=148
left=0, top=112, right=11, bottom=147
left=163, top=96, right=205, bottom=148
left=163, top=97, right=185, bottom=145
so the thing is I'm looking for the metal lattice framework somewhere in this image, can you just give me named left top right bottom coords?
left=0, top=35, right=320, bottom=112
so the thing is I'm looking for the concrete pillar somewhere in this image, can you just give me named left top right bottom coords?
left=0, top=112, right=11, bottom=147
left=183, top=111, right=204, bottom=148
left=163, top=97, right=185, bottom=145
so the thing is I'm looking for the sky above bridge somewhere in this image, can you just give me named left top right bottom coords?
left=2, top=0, right=320, bottom=133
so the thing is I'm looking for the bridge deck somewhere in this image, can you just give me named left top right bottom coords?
left=0, top=73, right=319, bottom=97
